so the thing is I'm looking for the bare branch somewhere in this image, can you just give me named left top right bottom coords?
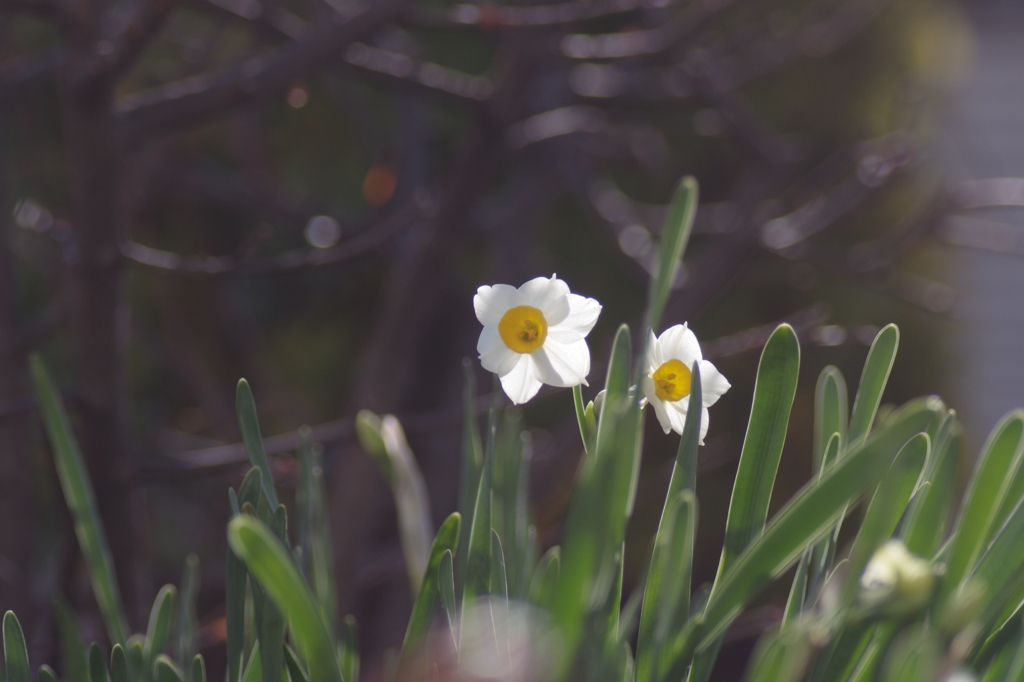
left=96, top=0, right=179, bottom=80
left=117, top=0, right=410, bottom=141
left=405, top=0, right=660, bottom=29
left=121, top=197, right=431, bottom=275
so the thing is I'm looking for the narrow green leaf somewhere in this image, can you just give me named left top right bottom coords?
left=844, top=623, right=897, bottom=682
left=940, top=410, right=1024, bottom=607
left=283, top=646, right=308, bottom=682
left=227, top=491, right=248, bottom=682
left=236, top=379, right=279, bottom=508
left=128, top=638, right=144, bottom=682
left=782, top=552, right=810, bottom=628
left=553, top=325, right=640, bottom=664
left=402, top=512, right=461, bottom=653
left=529, top=547, right=560, bottom=609
left=297, top=431, right=338, bottom=638
left=901, top=412, right=960, bottom=557
left=463, top=390, right=499, bottom=606
left=237, top=468, right=262, bottom=511
left=716, top=324, right=800, bottom=578
left=241, top=642, right=262, bottom=682
left=39, top=665, right=59, bottom=682
left=602, top=543, right=624, bottom=652
left=879, top=623, right=940, bottom=682
left=4, top=611, right=31, bottom=682
left=191, top=655, right=206, bottom=682
left=814, top=366, right=848, bottom=471
left=341, top=616, right=358, bottom=682
left=176, top=554, right=200, bottom=667
left=573, top=385, right=594, bottom=455
left=227, top=516, right=343, bottom=682
left=490, top=530, right=508, bottom=601
left=90, top=642, right=111, bottom=682
left=970, top=493, right=1024, bottom=633
left=378, top=415, right=434, bottom=594
left=144, top=585, right=178, bottom=677
left=30, top=356, right=128, bottom=645
left=438, top=551, right=458, bottom=653
left=665, top=399, right=939, bottom=675
left=110, top=645, right=128, bottom=682
left=458, top=360, right=484, bottom=599
left=849, top=325, right=899, bottom=446
left=637, top=491, right=696, bottom=682
left=742, top=626, right=811, bottom=682
left=1006, top=629, right=1024, bottom=682
left=643, top=176, right=698, bottom=333
left=826, top=433, right=929, bottom=632
left=153, top=655, right=184, bottom=682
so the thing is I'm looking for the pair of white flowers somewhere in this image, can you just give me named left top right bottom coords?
left=474, top=275, right=730, bottom=442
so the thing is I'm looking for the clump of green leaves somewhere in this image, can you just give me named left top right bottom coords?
left=18, top=177, right=1024, bottom=682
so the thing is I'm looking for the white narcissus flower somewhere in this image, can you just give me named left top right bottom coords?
left=475, top=275, right=602, bottom=405
left=641, top=323, right=730, bottom=444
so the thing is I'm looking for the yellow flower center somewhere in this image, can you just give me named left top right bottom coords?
left=498, top=305, right=548, bottom=353
left=652, top=359, right=692, bottom=402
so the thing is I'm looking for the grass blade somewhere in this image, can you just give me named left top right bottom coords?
left=716, top=324, right=800, bottom=578
left=297, top=433, right=338, bottom=640
left=458, top=360, right=484, bottom=598
left=849, top=325, right=899, bottom=446
left=438, top=551, right=458, bottom=653
left=814, top=367, right=848, bottom=471
left=462, top=389, right=500, bottom=608
left=228, top=516, right=343, bottom=682
left=636, top=491, right=696, bottom=682
left=55, top=598, right=89, bottom=682
left=153, top=655, right=184, bottom=682
left=30, top=356, right=128, bottom=645
left=227, top=489, right=248, bottom=682
left=664, top=399, right=939, bottom=675
left=742, top=626, right=811, bottom=682
left=39, top=666, right=58, bottom=682
left=940, top=410, right=1024, bottom=608
left=90, top=642, right=110, bottom=682
left=191, top=655, right=206, bottom=682
left=110, top=645, right=128, bottom=682
left=529, top=547, right=560, bottom=609
left=4, top=611, right=31, bottom=682
left=357, top=412, right=434, bottom=595
left=176, top=554, right=200, bottom=667
left=283, top=646, right=309, bottom=682
left=490, top=530, right=508, bottom=601
left=553, top=325, right=639, bottom=664
left=341, top=616, right=358, bottom=682
left=144, top=585, right=178, bottom=680
left=236, top=380, right=279, bottom=509
left=901, top=412, right=960, bottom=558
left=642, top=176, right=698, bottom=333
left=402, top=512, right=461, bottom=654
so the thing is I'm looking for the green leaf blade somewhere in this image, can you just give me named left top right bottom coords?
left=228, top=516, right=343, bottom=682
left=643, top=176, right=698, bottom=332
left=30, top=356, right=129, bottom=645
left=4, top=611, right=32, bottom=682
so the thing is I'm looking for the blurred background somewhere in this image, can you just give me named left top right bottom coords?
left=0, top=0, right=1019, bottom=678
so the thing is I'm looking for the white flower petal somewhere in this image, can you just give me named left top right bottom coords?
left=500, top=355, right=543, bottom=405
left=643, top=380, right=673, bottom=434
left=645, top=328, right=661, bottom=371
left=659, top=323, right=702, bottom=367
left=699, top=406, right=710, bottom=445
left=478, top=326, right=520, bottom=376
left=474, top=284, right=518, bottom=326
left=547, top=294, right=602, bottom=343
left=517, top=275, right=570, bottom=325
left=665, top=399, right=688, bottom=435
left=699, top=360, right=731, bottom=408
left=531, top=338, right=590, bottom=387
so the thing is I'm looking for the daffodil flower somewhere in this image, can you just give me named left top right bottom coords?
left=475, top=275, right=602, bottom=405
left=641, top=323, right=730, bottom=444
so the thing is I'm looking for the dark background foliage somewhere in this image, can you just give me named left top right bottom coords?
left=0, top=0, right=970, bottom=678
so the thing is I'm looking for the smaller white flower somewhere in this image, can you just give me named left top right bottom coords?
left=641, top=323, right=730, bottom=444
left=475, top=275, right=602, bottom=405
left=860, top=539, right=936, bottom=613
